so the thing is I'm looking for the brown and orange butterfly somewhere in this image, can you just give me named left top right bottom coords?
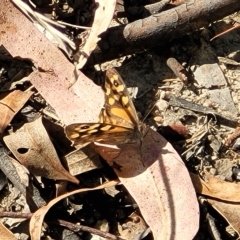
left=65, top=68, right=147, bottom=145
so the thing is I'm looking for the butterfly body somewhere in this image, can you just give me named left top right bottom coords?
left=65, top=68, right=147, bottom=145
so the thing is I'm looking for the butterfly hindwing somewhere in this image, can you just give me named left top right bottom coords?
left=65, top=122, right=134, bottom=145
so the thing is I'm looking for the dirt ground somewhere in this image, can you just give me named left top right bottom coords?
left=1, top=1, right=240, bottom=239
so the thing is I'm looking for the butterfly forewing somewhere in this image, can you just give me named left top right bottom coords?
left=103, top=68, right=139, bottom=127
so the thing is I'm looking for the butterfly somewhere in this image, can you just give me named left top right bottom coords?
left=65, top=68, right=147, bottom=146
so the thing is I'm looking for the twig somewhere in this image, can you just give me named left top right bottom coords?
left=0, top=211, right=126, bottom=240
left=49, top=219, right=125, bottom=240
left=211, top=22, right=240, bottom=41
left=0, top=211, right=32, bottom=218
left=57, top=20, right=91, bottom=30
left=224, top=127, right=240, bottom=146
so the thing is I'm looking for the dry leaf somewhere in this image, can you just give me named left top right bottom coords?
left=0, top=0, right=103, bottom=125
left=190, top=171, right=240, bottom=235
left=93, top=128, right=199, bottom=240
left=29, top=180, right=119, bottom=240
left=0, top=90, right=33, bottom=133
left=207, top=198, right=240, bottom=236
left=190, top=171, right=240, bottom=202
left=3, top=117, right=79, bottom=184
left=63, top=146, right=102, bottom=176
left=55, top=180, right=68, bottom=197
left=0, top=222, right=17, bottom=240
left=191, top=171, right=240, bottom=235
left=28, top=70, right=103, bottom=125
left=75, top=0, right=117, bottom=69
left=11, top=0, right=76, bottom=57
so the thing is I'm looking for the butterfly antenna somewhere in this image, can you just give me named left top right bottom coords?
left=142, top=101, right=158, bottom=122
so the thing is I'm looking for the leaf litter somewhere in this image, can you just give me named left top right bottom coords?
left=1, top=0, right=240, bottom=239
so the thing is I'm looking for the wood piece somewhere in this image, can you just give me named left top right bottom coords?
left=166, top=57, right=187, bottom=82
left=86, top=0, right=240, bottom=65
left=168, top=95, right=238, bottom=128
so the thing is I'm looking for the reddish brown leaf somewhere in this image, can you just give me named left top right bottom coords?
left=0, top=0, right=103, bottom=125
left=93, top=128, right=199, bottom=240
